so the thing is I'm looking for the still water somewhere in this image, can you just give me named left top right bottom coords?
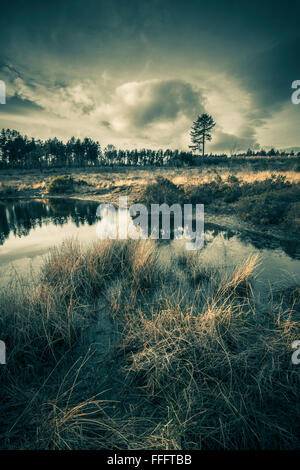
left=0, top=198, right=300, bottom=291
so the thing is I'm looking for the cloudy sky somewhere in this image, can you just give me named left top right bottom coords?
left=0, top=0, right=299, bottom=152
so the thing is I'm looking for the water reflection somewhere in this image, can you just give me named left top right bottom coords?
left=0, top=198, right=99, bottom=245
left=205, top=222, right=300, bottom=260
left=0, top=198, right=300, bottom=290
left=1, top=199, right=299, bottom=259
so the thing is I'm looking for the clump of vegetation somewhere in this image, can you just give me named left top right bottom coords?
left=226, top=174, right=240, bottom=185
left=46, top=175, right=74, bottom=194
left=182, top=174, right=299, bottom=232
left=293, top=162, right=300, bottom=172
left=41, top=238, right=160, bottom=299
left=0, top=238, right=299, bottom=450
left=284, top=202, right=300, bottom=232
left=237, top=186, right=300, bottom=230
left=141, top=176, right=184, bottom=206
left=0, top=182, right=18, bottom=196
left=185, top=180, right=224, bottom=204
left=240, top=174, right=291, bottom=197
left=185, top=174, right=295, bottom=207
left=185, top=174, right=242, bottom=205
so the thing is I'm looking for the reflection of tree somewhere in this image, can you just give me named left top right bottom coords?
left=0, top=199, right=99, bottom=245
left=0, top=204, right=9, bottom=245
left=48, top=199, right=75, bottom=215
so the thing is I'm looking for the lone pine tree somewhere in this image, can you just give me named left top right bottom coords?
left=189, top=113, right=216, bottom=156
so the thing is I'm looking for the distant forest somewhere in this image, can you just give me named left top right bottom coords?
left=0, top=129, right=299, bottom=169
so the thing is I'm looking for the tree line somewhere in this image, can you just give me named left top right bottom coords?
left=0, top=127, right=298, bottom=170
left=0, top=129, right=202, bottom=169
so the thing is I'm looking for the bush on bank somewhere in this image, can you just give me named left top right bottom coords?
left=46, top=175, right=74, bottom=194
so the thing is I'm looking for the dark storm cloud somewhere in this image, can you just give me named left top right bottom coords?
left=0, top=0, right=299, bottom=149
left=4, top=95, right=43, bottom=115
left=0, top=0, right=165, bottom=81
left=0, top=62, right=43, bottom=114
left=126, top=80, right=203, bottom=128
left=1, top=0, right=298, bottom=78
left=237, top=37, right=300, bottom=112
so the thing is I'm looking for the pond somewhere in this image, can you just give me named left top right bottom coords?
left=0, top=198, right=300, bottom=293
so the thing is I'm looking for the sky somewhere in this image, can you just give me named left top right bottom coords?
left=0, top=0, right=300, bottom=152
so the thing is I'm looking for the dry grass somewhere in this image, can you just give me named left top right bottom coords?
left=1, top=165, right=299, bottom=199
left=0, top=238, right=299, bottom=449
left=121, top=254, right=299, bottom=449
left=235, top=170, right=300, bottom=184
left=41, top=238, right=160, bottom=298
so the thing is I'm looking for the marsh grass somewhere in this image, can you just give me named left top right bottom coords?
left=121, top=264, right=299, bottom=449
left=0, top=238, right=299, bottom=449
left=41, top=238, right=161, bottom=299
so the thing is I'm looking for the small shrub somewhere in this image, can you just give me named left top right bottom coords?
left=223, top=184, right=242, bottom=203
left=185, top=181, right=223, bottom=204
left=226, top=174, right=240, bottom=185
left=46, top=175, right=74, bottom=194
left=141, top=177, right=184, bottom=206
left=240, top=174, right=291, bottom=198
left=293, top=162, right=300, bottom=172
left=238, top=193, right=284, bottom=225
left=237, top=186, right=300, bottom=226
left=284, top=202, right=300, bottom=232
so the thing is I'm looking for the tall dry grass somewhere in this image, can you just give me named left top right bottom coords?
left=120, top=254, right=299, bottom=449
left=0, top=238, right=299, bottom=449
